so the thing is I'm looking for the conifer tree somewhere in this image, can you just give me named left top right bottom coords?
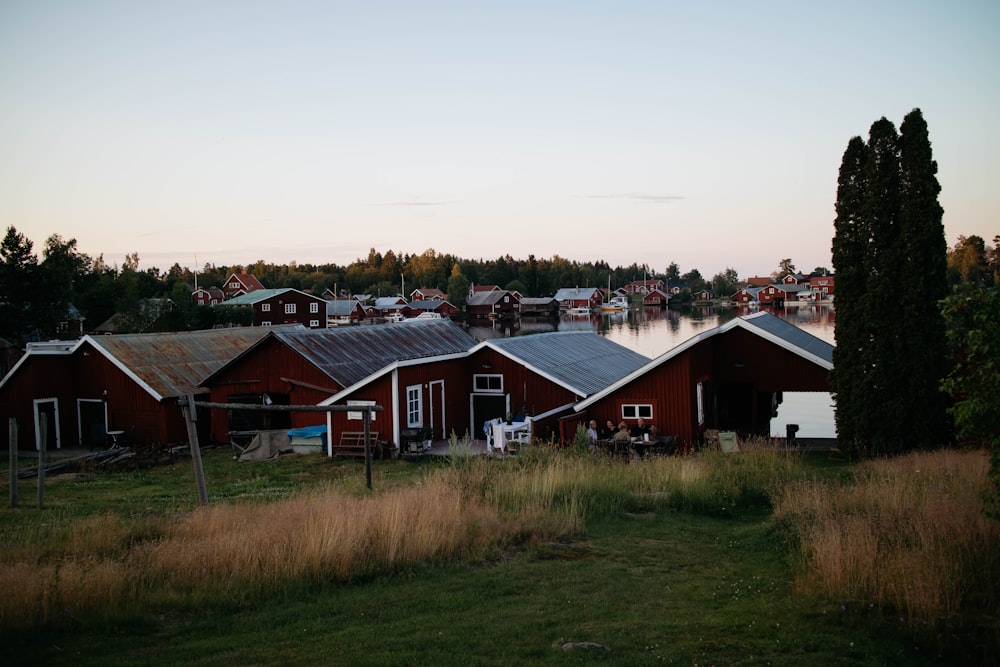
left=831, top=109, right=951, bottom=458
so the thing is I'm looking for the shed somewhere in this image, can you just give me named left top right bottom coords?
left=0, top=326, right=281, bottom=451
left=575, top=312, right=833, bottom=449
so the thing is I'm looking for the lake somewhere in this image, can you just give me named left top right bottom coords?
left=468, top=303, right=838, bottom=438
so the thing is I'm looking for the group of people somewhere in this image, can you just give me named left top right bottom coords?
left=585, top=417, right=654, bottom=453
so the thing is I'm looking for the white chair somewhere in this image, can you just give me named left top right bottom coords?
left=490, top=421, right=507, bottom=457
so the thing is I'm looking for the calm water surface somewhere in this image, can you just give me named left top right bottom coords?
left=469, top=304, right=837, bottom=438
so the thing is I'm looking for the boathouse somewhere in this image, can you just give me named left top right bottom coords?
left=574, top=312, right=833, bottom=449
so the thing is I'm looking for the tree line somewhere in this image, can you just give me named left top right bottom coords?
left=2, top=227, right=805, bottom=344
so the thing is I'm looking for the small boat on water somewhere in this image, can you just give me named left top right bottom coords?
left=601, top=296, right=628, bottom=312
left=566, top=306, right=591, bottom=315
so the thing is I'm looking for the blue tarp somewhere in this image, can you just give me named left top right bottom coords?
left=287, top=425, right=327, bottom=439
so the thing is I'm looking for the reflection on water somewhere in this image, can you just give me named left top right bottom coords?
left=465, top=304, right=838, bottom=438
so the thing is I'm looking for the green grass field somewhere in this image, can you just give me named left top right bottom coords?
left=2, top=444, right=996, bottom=666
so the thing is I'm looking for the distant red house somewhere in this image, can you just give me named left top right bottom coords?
left=409, top=288, right=446, bottom=301
left=466, top=289, right=521, bottom=319
left=192, top=286, right=225, bottom=306
left=641, top=288, right=671, bottom=307
left=809, top=275, right=835, bottom=299
left=575, top=312, right=833, bottom=449
left=225, top=288, right=329, bottom=329
left=623, top=278, right=665, bottom=295
left=223, top=272, right=266, bottom=300
left=732, top=287, right=761, bottom=305
left=553, top=287, right=603, bottom=311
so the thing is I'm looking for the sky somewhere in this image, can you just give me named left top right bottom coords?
left=1, top=1, right=997, bottom=281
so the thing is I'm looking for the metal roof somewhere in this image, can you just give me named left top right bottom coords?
left=553, top=287, right=601, bottom=301
left=223, top=288, right=323, bottom=305
left=86, top=326, right=287, bottom=400
left=269, top=319, right=477, bottom=388
left=740, top=311, right=834, bottom=365
left=486, top=332, right=650, bottom=397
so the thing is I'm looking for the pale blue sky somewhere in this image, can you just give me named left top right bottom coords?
left=1, top=1, right=997, bottom=280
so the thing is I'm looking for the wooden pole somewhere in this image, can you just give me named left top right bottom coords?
left=363, top=409, right=373, bottom=491
left=182, top=394, right=209, bottom=507
left=37, top=414, right=46, bottom=510
left=8, top=418, right=17, bottom=509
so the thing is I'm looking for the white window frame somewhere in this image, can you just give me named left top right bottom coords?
left=261, top=303, right=271, bottom=312
left=310, top=302, right=319, bottom=313
left=406, top=385, right=422, bottom=428
left=347, top=399, right=376, bottom=421
left=284, top=303, right=296, bottom=314
left=473, top=374, right=503, bottom=393
left=261, top=320, right=271, bottom=326
left=621, top=403, right=653, bottom=420
left=309, top=319, right=320, bottom=328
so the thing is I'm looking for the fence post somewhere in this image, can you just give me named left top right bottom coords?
left=363, top=409, right=373, bottom=491
left=182, top=394, right=209, bottom=507
left=37, top=414, right=46, bottom=510
left=8, top=418, right=17, bottom=509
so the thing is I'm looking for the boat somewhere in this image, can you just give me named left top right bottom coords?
left=566, top=306, right=591, bottom=315
left=601, top=296, right=628, bottom=312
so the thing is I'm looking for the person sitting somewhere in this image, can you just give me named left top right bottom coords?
left=631, top=417, right=652, bottom=440
left=601, top=419, right=617, bottom=440
left=613, top=421, right=631, bottom=442
left=586, top=420, right=599, bottom=453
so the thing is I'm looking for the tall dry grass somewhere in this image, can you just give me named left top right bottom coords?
left=773, top=448, right=1000, bottom=624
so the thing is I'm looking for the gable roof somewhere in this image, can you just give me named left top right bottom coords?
left=576, top=311, right=833, bottom=410
left=467, top=290, right=516, bottom=307
left=553, top=287, right=601, bottom=301
left=205, top=318, right=477, bottom=391
left=482, top=332, right=650, bottom=397
left=223, top=288, right=322, bottom=306
left=326, top=299, right=363, bottom=316
left=84, top=326, right=284, bottom=401
left=225, top=272, right=266, bottom=291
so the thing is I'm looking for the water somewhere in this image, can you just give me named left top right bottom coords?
left=469, top=303, right=838, bottom=438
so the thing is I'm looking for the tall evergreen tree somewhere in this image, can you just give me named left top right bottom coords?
left=831, top=110, right=950, bottom=458
left=831, top=136, right=870, bottom=455
left=897, top=108, right=950, bottom=448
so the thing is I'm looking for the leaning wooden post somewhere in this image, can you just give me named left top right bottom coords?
left=182, top=394, right=209, bottom=507
left=9, top=418, right=18, bottom=509
left=37, top=414, right=47, bottom=510
left=363, top=409, right=373, bottom=491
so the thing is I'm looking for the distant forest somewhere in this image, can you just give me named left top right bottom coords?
left=2, top=225, right=994, bottom=344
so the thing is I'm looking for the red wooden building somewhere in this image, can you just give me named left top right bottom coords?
left=0, top=327, right=277, bottom=451
left=199, top=319, right=479, bottom=446
left=224, top=288, right=329, bottom=329
left=575, top=312, right=833, bottom=449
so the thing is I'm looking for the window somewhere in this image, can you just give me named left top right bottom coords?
left=261, top=303, right=271, bottom=312
left=310, top=302, right=319, bottom=313
left=621, top=403, right=653, bottom=420
left=284, top=303, right=296, bottom=314
left=347, top=399, right=376, bottom=421
left=473, top=374, right=503, bottom=393
left=261, top=321, right=271, bottom=326
left=406, top=385, right=422, bottom=427
left=309, top=319, right=320, bottom=328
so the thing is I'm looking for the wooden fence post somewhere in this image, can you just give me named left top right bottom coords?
left=37, top=414, right=46, bottom=510
left=363, top=409, right=373, bottom=491
left=182, top=394, right=209, bottom=507
left=8, top=418, right=17, bottom=509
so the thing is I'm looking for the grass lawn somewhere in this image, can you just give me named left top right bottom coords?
left=1, top=447, right=990, bottom=666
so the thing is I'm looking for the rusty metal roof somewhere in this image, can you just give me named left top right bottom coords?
left=269, top=319, right=477, bottom=388
left=486, top=332, right=650, bottom=397
left=85, top=326, right=292, bottom=401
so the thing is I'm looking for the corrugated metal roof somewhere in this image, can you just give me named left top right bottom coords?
left=86, top=326, right=288, bottom=400
left=273, top=319, right=477, bottom=388
left=553, top=287, right=601, bottom=301
left=487, top=332, right=650, bottom=396
left=740, top=311, right=834, bottom=365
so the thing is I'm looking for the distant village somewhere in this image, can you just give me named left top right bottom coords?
left=186, top=270, right=835, bottom=331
